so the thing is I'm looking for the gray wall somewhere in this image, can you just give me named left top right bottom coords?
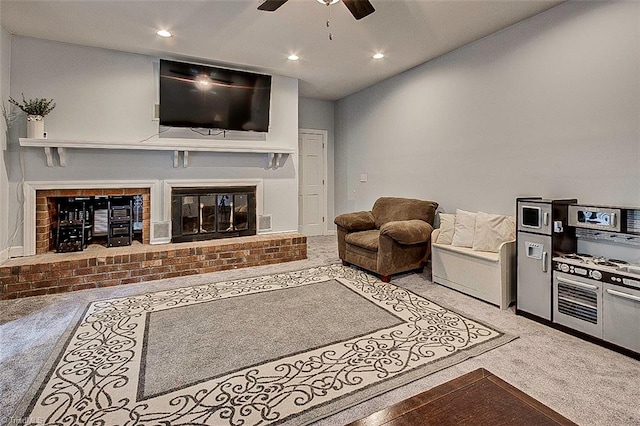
left=5, top=36, right=299, bottom=251
left=335, top=1, right=640, bottom=216
left=4, top=1, right=640, bottom=257
left=0, top=23, right=10, bottom=261
left=299, top=97, right=336, bottom=231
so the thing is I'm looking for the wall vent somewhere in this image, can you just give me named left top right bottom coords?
left=153, top=221, right=171, bottom=240
left=258, top=215, right=272, bottom=231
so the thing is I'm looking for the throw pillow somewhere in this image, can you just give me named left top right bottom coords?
left=451, top=209, right=476, bottom=248
left=472, top=212, right=516, bottom=252
left=436, top=213, right=455, bottom=245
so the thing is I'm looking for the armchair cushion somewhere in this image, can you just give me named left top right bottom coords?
left=380, top=220, right=434, bottom=245
left=344, top=229, right=380, bottom=251
left=372, top=197, right=438, bottom=229
left=334, top=211, right=376, bottom=232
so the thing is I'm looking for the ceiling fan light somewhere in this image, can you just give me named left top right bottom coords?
left=316, top=0, right=339, bottom=5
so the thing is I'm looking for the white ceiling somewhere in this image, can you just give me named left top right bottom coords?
left=0, top=0, right=563, bottom=101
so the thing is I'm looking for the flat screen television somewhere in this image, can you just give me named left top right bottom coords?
left=159, top=59, right=272, bottom=132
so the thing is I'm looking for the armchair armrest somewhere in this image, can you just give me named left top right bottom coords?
left=380, top=220, right=434, bottom=245
left=334, top=211, right=376, bottom=232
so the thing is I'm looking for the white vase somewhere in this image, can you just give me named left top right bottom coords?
left=27, top=115, right=45, bottom=139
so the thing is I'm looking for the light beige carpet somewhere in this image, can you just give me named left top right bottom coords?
left=12, top=264, right=515, bottom=425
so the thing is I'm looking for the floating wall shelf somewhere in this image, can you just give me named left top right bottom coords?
left=19, top=138, right=294, bottom=169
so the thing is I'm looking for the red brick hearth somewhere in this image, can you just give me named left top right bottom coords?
left=0, top=233, right=307, bottom=300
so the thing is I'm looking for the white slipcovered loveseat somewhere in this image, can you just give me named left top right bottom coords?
left=430, top=210, right=516, bottom=309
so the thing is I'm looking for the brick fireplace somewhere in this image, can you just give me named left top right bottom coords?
left=3, top=182, right=307, bottom=300
left=36, top=188, right=151, bottom=254
left=1, top=179, right=306, bottom=300
left=0, top=233, right=307, bottom=299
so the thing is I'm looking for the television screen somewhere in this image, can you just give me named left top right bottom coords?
left=159, top=59, right=272, bottom=132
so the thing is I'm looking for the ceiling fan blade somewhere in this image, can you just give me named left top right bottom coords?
left=258, top=0, right=288, bottom=12
left=342, top=0, right=375, bottom=20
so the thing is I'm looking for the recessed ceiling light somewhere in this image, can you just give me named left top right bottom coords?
left=373, top=53, right=384, bottom=59
left=288, top=54, right=300, bottom=61
left=156, top=29, right=172, bottom=38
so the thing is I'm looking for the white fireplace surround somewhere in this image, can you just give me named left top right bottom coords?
left=22, top=178, right=264, bottom=257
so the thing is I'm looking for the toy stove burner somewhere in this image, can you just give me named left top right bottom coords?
left=562, top=254, right=583, bottom=260
left=560, top=253, right=628, bottom=268
left=592, top=258, right=629, bottom=268
left=593, top=260, right=619, bottom=267
left=561, top=253, right=594, bottom=262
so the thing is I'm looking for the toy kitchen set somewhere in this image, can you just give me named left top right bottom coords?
left=516, top=197, right=640, bottom=358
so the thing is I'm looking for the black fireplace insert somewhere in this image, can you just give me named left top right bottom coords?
left=171, top=187, right=257, bottom=243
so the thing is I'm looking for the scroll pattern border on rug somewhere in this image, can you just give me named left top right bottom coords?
left=21, top=264, right=507, bottom=425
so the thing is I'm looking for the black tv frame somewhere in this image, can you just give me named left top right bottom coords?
left=159, top=59, right=272, bottom=133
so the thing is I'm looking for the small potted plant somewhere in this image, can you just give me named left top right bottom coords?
left=8, top=93, right=56, bottom=139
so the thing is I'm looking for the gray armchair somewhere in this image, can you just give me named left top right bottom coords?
left=334, top=197, right=438, bottom=282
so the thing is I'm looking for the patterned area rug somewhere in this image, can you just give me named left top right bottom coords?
left=15, top=264, right=516, bottom=425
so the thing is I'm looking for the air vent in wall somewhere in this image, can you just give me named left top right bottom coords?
left=153, top=222, right=171, bottom=239
left=259, top=215, right=272, bottom=231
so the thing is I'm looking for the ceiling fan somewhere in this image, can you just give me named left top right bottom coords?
left=258, top=0, right=375, bottom=21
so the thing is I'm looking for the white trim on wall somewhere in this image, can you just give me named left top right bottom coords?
left=0, top=26, right=11, bottom=262
left=22, top=180, right=162, bottom=257
left=18, top=177, right=292, bottom=258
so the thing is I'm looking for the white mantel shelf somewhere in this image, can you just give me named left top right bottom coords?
left=19, top=138, right=294, bottom=169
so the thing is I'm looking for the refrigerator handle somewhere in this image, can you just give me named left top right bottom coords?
left=542, top=251, right=548, bottom=273
left=543, top=212, right=550, bottom=226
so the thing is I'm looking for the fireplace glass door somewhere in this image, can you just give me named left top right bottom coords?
left=171, top=187, right=256, bottom=242
left=217, top=194, right=232, bottom=232
left=180, top=196, right=199, bottom=235
left=234, top=194, right=249, bottom=231
left=201, top=196, right=217, bottom=233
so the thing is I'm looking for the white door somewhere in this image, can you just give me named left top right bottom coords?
left=298, top=130, right=326, bottom=236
